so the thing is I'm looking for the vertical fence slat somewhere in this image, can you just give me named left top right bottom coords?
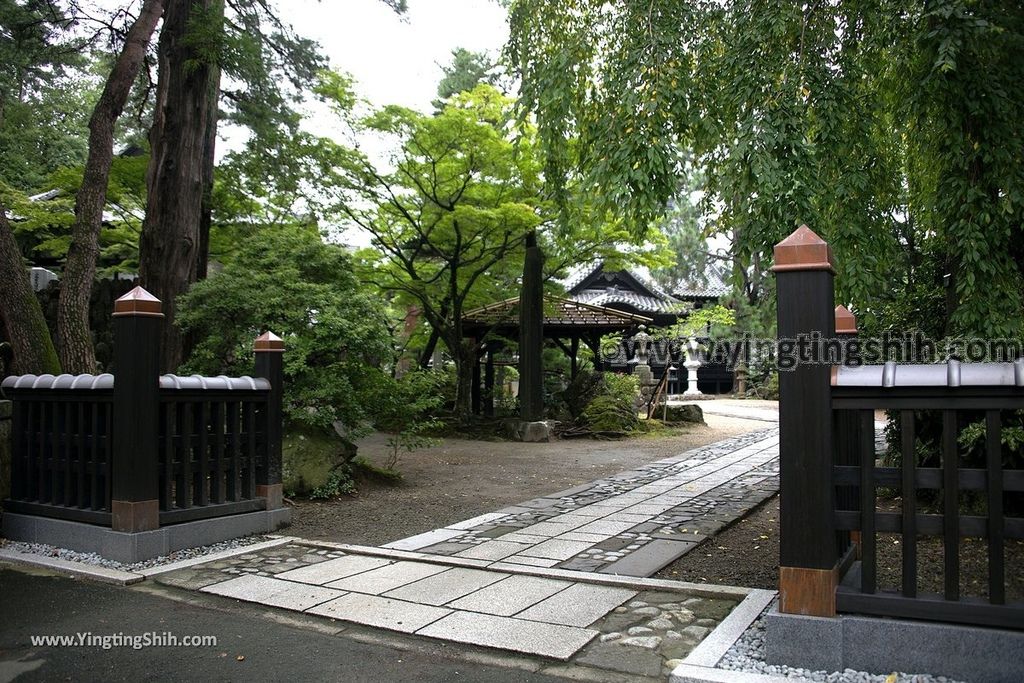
left=63, top=402, right=72, bottom=506
left=177, top=402, right=193, bottom=509
left=36, top=402, right=46, bottom=501
left=104, top=401, right=113, bottom=511
left=11, top=399, right=24, bottom=500
left=16, top=401, right=29, bottom=501
left=49, top=400, right=59, bottom=504
left=986, top=410, right=1004, bottom=605
left=76, top=403, right=85, bottom=508
left=161, top=402, right=174, bottom=510
left=900, top=410, right=917, bottom=598
left=89, top=403, right=100, bottom=509
left=228, top=402, right=240, bottom=502
left=212, top=402, right=224, bottom=504
left=244, top=402, right=256, bottom=499
left=859, top=409, right=876, bottom=594
left=197, top=401, right=209, bottom=506
left=942, top=409, right=959, bottom=601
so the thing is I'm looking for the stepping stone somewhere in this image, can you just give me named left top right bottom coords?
left=382, top=528, right=464, bottom=551
left=454, top=540, right=527, bottom=561
left=383, top=567, right=506, bottom=605
left=448, top=575, right=571, bottom=616
left=597, top=539, right=695, bottom=577
left=416, top=611, right=597, bottom=660
left=500, top=555, right=561, bottom=568
left=306, top=593, right=451, bottom=634
left=517, top=538, right=594, bottom=561
left=515, top=583, right=636, bottom=627
left=203, top=575, right=342, bottom=611
left=325, top=561, right=448, bottom=594
left=275, top=555, right=392, bottom=585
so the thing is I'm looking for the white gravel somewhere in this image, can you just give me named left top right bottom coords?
left=718, top=600, right=965, bottom=683
left=0, top=534, right=271, bottom=573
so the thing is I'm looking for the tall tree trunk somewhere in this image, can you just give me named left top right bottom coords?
left=518, top=230, right=544, bottom=421
left=0, top=205, right=61, bottom=375
left=57, top=0, right=165, bottom=374
left=139, top=0, right=220, bottom=372
left=195, top=61, right=220, bottom=282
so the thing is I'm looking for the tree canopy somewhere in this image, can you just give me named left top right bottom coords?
left=508, top=0, right=1024, bottom=338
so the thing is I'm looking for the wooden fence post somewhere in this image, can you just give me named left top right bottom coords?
left=254, top=332, right=284, bottom=509
left=772, top=225, right=839, bottom=617
left=833, top=305, right=861, bottom=559
left=111, top=286, right=162, bottom=532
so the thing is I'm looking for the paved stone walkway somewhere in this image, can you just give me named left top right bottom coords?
left=153, top=426, right=781, bottom=676
left=384, top=427, right=779, bottom=576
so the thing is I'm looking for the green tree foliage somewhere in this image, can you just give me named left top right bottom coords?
left=177, top=224, right=392, bottom=437
left=508, top=0, right=1024, bottom=338
left=0, top=0, right=91, bottom=191
left=327, top=83, right=546, bottom=422
left=433, top=47, right=497, bottom=110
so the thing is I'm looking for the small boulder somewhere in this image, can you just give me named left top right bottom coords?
left=663, top=404, right=705, bottom=424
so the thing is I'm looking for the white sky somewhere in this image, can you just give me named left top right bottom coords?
left=284, top=0, right=509, bottom=113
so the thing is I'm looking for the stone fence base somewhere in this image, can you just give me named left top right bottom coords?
left=2, top=508, right=290, bottom=564
left=766, top=606, right=1024, bottom=683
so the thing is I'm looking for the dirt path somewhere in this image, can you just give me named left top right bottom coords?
left=286, top=414, right=767, bottom=546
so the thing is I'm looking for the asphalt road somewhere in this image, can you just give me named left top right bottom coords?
left=0, top=566, right=566, bottom=683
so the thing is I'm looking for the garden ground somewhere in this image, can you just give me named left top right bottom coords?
left=287, top=402, right=775, bottom=547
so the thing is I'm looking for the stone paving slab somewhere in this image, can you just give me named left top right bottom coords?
left=382, top=566, right=507, bottom=605
left=417, top=611, right=598, bottom=661
left=516, top=583, right=638, bottom=626
left=276, top=554, right=391, bottom=584
left=306, top=592, right=452, bottom=633
left=203, top=574, right=344, bottom=610
left=447, top=574, right=572, bottom=616
left=325, top=560, right=447, bottom=594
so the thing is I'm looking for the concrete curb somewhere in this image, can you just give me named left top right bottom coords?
left=138, top=536, right=298, bottom=577
left=0, top=547, right=144, bottom=585
left=290, top=539, right=751, bottom=600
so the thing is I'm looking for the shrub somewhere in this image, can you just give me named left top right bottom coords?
left=177, top=224, right=392, bottom=437
left=374, top=370, right=445, bottom=469
left=579, top=372, right=641, bottom=434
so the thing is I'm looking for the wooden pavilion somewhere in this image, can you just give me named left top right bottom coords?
left=461, top=295, right=652, bottom=415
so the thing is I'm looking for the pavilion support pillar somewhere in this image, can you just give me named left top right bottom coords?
left=471, top=345, right=482, bottom=416
left=570, top=335, right=579, bottom=379
left=586, top=332, right=603, bottom=372
left=519, top=231, right=544, bottom=421
left=484, top=349, right=495, bottom=417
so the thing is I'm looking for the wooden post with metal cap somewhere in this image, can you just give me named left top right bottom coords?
left=111, top=286, right=163, bottom=532
left=254, top=331, right=285, bottom=509
left=772, top=225, right=839, bottom=617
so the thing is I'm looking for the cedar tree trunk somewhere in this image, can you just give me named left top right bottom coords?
left=139, top=0, right=220, bottom=372
left=0, top=205, right=61, bottom=375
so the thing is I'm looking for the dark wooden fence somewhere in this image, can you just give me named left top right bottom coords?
left=775, top=225, right=1022, bottom=630
left=0, top=286, right=285, bottom=532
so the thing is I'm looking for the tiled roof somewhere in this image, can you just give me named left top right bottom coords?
left=463, top=296, right=652, bottom=328
left=572, top=288, right=688, bottom=314
left=672, top=263, right=731, bottom=299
